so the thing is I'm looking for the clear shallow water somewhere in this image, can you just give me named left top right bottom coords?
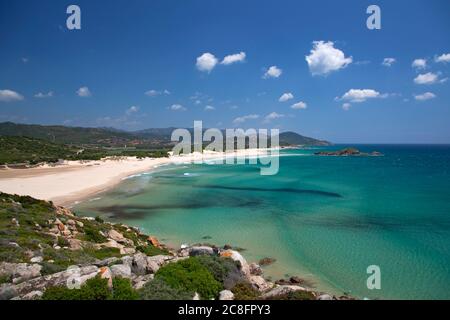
left=73, top=145, right=450, bottom=299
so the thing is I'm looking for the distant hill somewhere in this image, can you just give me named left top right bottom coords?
left=0, top=122, right=331, bottom=148
left=278, top=131, right=330, bottom=146
left=0, top=122, right=135, bottom=146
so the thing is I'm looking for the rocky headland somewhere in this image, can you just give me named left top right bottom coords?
left=0, top=192, right=350, bottom=301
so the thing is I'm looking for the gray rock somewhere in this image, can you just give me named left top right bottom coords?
left=0, top=263, right=42, bottom=284
left=189, top=246, right=215, bottom=256
left=0, top=284, right=18, bottom=300
left=30, top=256, right=43, bottom=263
left=93, top=257, right=120, bottom=267
left=110, top=264, right=132, bottom=279
left=22, top=290, right=43, bottom=300
left=131, top=253, right=148, bottom=275
left=249, top=263, right=262, bottom=275
left=220, top=250, right=250, bottom=277
left=132, top=274, right=154, bottom=290
left=121, top=256, right=133, bottom=267
left=219, top=290, right=234, bottom=300
left=317, top=294, right=333, bottom=300
left=261, top=285, right=307, bottom=299
left=13, top=265, right=99, bottom=296
left=248, top=275, right=272, bottom=292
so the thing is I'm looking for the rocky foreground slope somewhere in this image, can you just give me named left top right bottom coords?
left=0, top=192, right=346, bottom=300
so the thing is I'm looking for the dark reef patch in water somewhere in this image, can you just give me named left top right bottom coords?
left=193, top=185, right=342, bottom=198
left=95, top=198, right=263, bottom=219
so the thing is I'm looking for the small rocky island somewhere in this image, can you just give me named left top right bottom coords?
left=314, top=148, right=383, bottom=157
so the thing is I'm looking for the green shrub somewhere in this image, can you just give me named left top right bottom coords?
left=112, top=277, right=139, bottom=300
left=139, top=278, right=194, bottom=300
left=42, top=275, right=140, bottom=300
left=136, top=245, right=168, bottom=257
left=196, top=255, right=243, bottom=289
left=95, top=216, right=104, bottom=223
left=231, top=282, right=260, bottom=300
left=41, top=285, right=83, bottom=300
left=83, top=225, right=107, bottom=243
left=264, top=290, right=315, bottom=300
left=42, top=275, right=111, bottom=300
left=155, top=257, right=222, bottom=300
left=84, top=247, right=121, bottom=260
left=57, top=236, right=70, bottom=247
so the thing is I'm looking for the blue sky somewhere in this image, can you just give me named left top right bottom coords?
left=0, top=0, right=449, bottom=143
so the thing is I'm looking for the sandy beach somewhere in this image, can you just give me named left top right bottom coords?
left=0, top=149, right=271, bottom=206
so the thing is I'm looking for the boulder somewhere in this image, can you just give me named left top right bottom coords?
left=146, top=255, right=172, bottom=273
left=22, top=290, right=43, bottom=300
left=258, top=257, right=276, bottom=266
left=99, top=267, right=113, bottom=288
left=131, top=253, right=148, bottom=275
left=0, top=263, right=42, bottom=284
left=0, top=284, right=18, bottom=300
left=132, top=274, right=154, bottom=290
left=249, top=275, right=272, bottom=292
left=220, top=250, right=250, bottom=277
left=121, top=256, right=133, bottom=267
left=193, top=292, right=200, bottom=300
left=68, top=239, right=82, bottom=251
left=108, top=229, right=126, bottom=243
left=317, top=294, right=333, bottom=300
left=261, top=285, right=307, bottom=299
left=12, top=265, right=99, bottom=296
left=148, top=236, right=161, bottom=248
left=189, top=246, right=215, bottom=256
left=219, top=290, right=234, bottom=300
left=93, top=257, right=119, bottom=267
left=110, top=264, right=132, bottom=279
left=30, top=256, right=43, bottom=263
left=120, top=247, right=136, bottom=255
left=249, top=263, right=262, bottom=275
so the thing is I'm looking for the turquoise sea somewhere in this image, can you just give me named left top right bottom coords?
left=73, top=145, right=450, bottom=299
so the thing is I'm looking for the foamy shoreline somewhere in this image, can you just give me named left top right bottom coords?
left=0, top=149, right=272, bottom=206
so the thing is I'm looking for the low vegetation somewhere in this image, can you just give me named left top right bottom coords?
left=0, top=136, right=169, bottom=165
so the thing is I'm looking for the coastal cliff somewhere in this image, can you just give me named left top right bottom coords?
left=0, top=192, right=346, bottom=300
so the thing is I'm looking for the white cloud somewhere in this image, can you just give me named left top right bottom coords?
left=34, top=91, right=54, bottom=98
left=264, top=112, right=285, bottom=122
left=145, top=90, right=159, bottom=97
left=77, top=86, right=91, bottom=97
left=196, top=52, right=218, bottom=72
left=221, top=52, right=246, bottom=65
left=382, top=58, right=396, bottom=67
left=126, top=105, right=139, bottom=115
left=0, top=89, right=24, bottom=102
left=435, top=53, right=450, bottom=63
left=342, top=103, right=351, bottom=111
left=412, top=58, right=427, bottom=69
left=291, top=101, right=307, bottom=109
left=145, top=89, right=170, bottom=97
left=204, top=105, right=215, bottom=111
left=169, top=104, right=186, bottom=111
left=21, top=57, right=29, bottom=63
left=279, top=92, right=294, bottom=102
left=414, top=92, right=436, bottom=101
left=339, top=89, right=381, bottom=103
left=414, top=72, right=439, bottom=85
left=263, top=66, right=282, bottom=79
left=233, top=114, right=259, bottom=124
left=305, top=41, right=352, bottom=76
